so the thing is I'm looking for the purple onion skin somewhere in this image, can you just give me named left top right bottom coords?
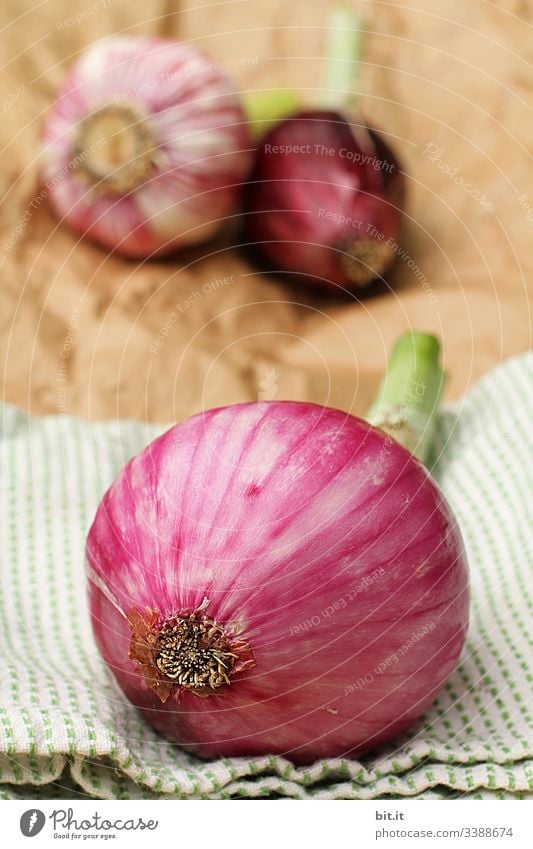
left=87, top=402, right=468, bottom=764
left=245, top=110, right=405, bottom=293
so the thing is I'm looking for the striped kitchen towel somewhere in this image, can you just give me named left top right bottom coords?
left=0, top=353, right=531, bottom=799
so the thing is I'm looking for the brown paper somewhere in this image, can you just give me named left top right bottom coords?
left=0, top=0, right=531, bottom=423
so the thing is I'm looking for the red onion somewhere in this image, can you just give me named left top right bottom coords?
left=42, top=36, right=252, bottom=258
left=244, top=10, right=404, bottom=292
left=86, top=334, right=469, bottom=763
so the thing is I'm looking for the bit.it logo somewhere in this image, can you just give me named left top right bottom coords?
left=20, top=809, right=46, bottom=837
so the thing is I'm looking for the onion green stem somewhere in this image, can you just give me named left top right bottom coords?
left=243, top=89, right=301, bottom=141
left=320, top=5, right=363, bottom=111
left=366, top=332, right=447, bottom=466
left=243, top=7, right=363, bottom=138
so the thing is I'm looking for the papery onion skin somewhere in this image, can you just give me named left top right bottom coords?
left=87, top=401, right=468, bottom=764
left=42, top=36, right=252, bottom=258
left=244, top=110, right=405, bottom=292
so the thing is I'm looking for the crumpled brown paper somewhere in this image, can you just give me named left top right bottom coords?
left=0, top=0, right=531, bottom=424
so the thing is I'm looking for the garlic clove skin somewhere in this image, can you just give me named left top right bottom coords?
left=43, top=36, right=253, bottom=258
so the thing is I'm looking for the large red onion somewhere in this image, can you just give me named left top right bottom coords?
left=86, top=334, right=469, bottom=763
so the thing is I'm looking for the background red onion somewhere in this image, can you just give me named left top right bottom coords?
left=243, top=8, right=405, bottom=293
left=86, top=335, right=468, bottom=764
left=245, top=110, right=404, bottom=291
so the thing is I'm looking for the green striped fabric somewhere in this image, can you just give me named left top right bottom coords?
left=0, top=353, right=531, bottom=800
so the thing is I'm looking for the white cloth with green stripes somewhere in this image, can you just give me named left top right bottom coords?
left=0, top=353, right=531, bottom=800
